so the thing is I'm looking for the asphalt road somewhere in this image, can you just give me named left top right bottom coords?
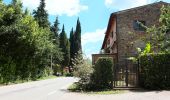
left=0, top=77, right=78, bottom=100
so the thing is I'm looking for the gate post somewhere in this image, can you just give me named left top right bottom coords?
left=113, top=63, right=117, bottom=88
left=137, top=58, right=140, bottom=87
left=125, top=58, right=128, bottom=87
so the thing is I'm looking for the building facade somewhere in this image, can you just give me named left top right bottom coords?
left=97, top=1, right=169, bottom=63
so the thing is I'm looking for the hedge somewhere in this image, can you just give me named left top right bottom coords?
left=139, top=53, right=170, bottom=89
left=90, top=57, right=113, bottom=90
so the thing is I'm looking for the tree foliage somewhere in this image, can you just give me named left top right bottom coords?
left=59, top=25, right=70, bottom=73
left=0, top=0, right=84, bottom=84
left=69, top=28, right=74, bottom=66
left=69, top=18, right=83, bottom=67
left=139, top=53, right=170, bottom=89
left=73, top=52, right=93, bottom=90
left=51, top=16, right=60, bottom=38
left=74, top=18, right=82, bottom=55
left=90, top=58, right=113, bottom=90
left=144, top=5, right=170, bottom=53
left=137, top=6, right=170, bottom=89
left=33, top=0, right=50, bottom=28
left=0, top=0, right=62, bottom=84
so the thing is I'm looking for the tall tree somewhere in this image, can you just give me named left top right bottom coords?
left=66, top=39, right=70, bottom=72
left=33, top=0, right=50, bottom=28
left=74, top=18, right=82, bottom=56
left=50, top=16, right=60, bottom=46
left=50, top=16, right=63, bottom=66
left=51, top=16, right=60, bottom=38
left=12, top=0, right=17, bottom=4
left=69, top=28, right=74, bottom=66
left=0, top=0, right=63, bottom=83
left=59, top=25, right=70, bottom=74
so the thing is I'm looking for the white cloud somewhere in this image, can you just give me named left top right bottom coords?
left=82, top=28, right=106, bottom=60
left=105, top=0, right=114, bottom=7
left=82, top=28, right=106, bottom=46
left=21, top=0, right=88, bottom=16
left=105, top=0, right=149, bottom=10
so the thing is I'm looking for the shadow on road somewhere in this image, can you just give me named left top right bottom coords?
left=129, top=89, right=170, bottom=93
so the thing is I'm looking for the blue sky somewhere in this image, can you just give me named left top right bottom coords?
left=3, top=0, right=170, bottom=59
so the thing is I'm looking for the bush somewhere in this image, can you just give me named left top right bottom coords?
left=73, top=58, right=93, bottom=86
left=44, top=67, right=53, bottom=77
left=139, top=53, right=170, bottom=89
left=0, top=56, right=16, bottom=84
left=90, top=58, right=113, bottom=90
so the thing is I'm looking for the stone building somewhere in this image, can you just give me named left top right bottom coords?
left=92, top=1, right=169, bottom=63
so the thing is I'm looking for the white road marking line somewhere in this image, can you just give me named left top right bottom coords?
left=47, top=91, right=56, bottom=96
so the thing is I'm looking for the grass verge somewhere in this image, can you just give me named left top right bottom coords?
left=68, top=82, right=126, bottom=95
left=0, top=75, right=57, bottom=86
left=37, top=75, right=57, bottom=81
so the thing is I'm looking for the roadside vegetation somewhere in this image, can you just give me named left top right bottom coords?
left=0, top=0, right=82, bottom=85
left=68, top=83, right=125, bottom=94
left=70, top=56, right=114, bottom=92
left=127, top=5, right=170, bottom=90
left=137, top=6, right=170, bottom=90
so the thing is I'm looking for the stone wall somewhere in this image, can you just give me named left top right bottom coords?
left=116, top=2, right=168, bottom=62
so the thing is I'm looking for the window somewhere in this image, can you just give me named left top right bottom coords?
left=133, top=20, right=146, bottom=31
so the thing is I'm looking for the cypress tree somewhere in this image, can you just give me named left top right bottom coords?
left=33, top=0, right=50, bottom=28
left=69, top=28, right=74, bottom=66
left=66, top=39, right=70, bottom=72
left=74, top=18, right=82, bottom=56
left=59, top=25, right=70, bottom=74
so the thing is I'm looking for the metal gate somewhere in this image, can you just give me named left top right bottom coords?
left=113, top=59, right=139, bottom=88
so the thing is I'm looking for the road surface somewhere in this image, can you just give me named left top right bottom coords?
left=0, top=77, right=78, bottom=100
left=1, top=77, right=169, bottom=100
left=60, top=90, right=170, bottom=100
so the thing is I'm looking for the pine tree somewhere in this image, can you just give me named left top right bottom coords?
left=12, top=0, right=17, bottom=4
left=69, top=28, right=75, bottom=66
left=51, top=16, right=60, bottom=38
left=11, top=0, right=23, bottom=21
left=51, top=16, right=60, bottom=45
left=74, top=18, right=82, bottom=56
left=33, top=0, right=50, bottom=28
left=59, top=25, right=70, bottom=74
left=50, top=17, right=63, bottom=65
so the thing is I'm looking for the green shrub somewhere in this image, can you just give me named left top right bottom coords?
left=44, top=67, right=53, bottom=76
left=90, top=57, right=113, bottom=90
left=64, top=72, right=73, bottom=77
left=0, top=56, right=16, bottom=84
left=73, top=58, right=93, bottom=86
left=139, top=53, right=170, bottom=89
